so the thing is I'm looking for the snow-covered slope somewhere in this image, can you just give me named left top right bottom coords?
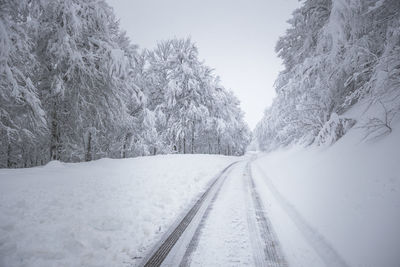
left=252, top=120, right=400, bottom=266
left=0, top=154, right=237, bottom=267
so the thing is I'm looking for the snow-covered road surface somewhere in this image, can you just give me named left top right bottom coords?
left=2, top=143, right=394, bottom=266
left=142, top=161, right=239, bottom=266
left=142, top=159, right=288, bottom=267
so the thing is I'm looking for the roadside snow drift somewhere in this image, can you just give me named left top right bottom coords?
left=0, top=154, right=236, bottom=267
left=253, top=122, right=400, bottom=267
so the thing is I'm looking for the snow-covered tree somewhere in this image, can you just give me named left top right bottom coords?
left=1, top=3, right=249, bottom=168
left=34, top=0, right=138, bottom=161
left=0, top=0, right=47, bottom=167
left=145, top=38, right=250, bottom=155
left=255, top=0, right=400, bottom=150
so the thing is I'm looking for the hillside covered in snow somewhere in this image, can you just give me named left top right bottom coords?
left=252, top=110, right=400, bottom=266
left=254, top=0, right=400, bottom=151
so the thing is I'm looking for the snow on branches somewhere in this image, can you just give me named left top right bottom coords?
left=254, top=0, right=400, bottom=151
left=0, top=1, right=250, bottom=167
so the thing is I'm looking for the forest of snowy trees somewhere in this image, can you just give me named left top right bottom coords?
left=0, top=0, right=250, bottom=168
left=254, top=0, right=400, bottom=150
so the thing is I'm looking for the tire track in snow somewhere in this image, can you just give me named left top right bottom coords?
left=245, top=162, right=288, bottom=267
left=140, top=161, right=239, bottom=267
left=179, top=165, right=233, bottom=267
left=180, top=161, right=254, bottom=266
left=253, top=162, right=350, bottom=267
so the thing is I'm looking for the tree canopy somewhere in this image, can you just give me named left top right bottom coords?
left=0, top=0, right=250, bottom=168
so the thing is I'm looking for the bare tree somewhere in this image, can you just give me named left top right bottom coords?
left=360, top=100, right=398, bottom=141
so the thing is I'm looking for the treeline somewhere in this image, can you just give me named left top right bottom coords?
left=254, top=0, right=400, bottom=150
left=0, top=0, right=250, bottom=168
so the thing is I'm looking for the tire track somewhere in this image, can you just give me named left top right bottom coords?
left=180, top=161, right=254, bottom=266
left=245, top=162, right=288, bottom=267
left=140, top=161, right=238, bottom=267
left=253, top=162, right=350, bottom=267
left=178, top=168, right=228, bottom=267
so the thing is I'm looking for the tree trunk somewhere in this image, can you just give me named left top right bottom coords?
left=122, top=133, right=129, bottom=158
left=191, top=121, right=195, bottom=154
left=183, top=136, right=186, bottom=154
left=50, top=109, right=59, bottom=161
left=7, top=143, right=11, bottom=168
left=217, top=136, right=221, bottom=155
left=85, top=132, right=92, bottom=162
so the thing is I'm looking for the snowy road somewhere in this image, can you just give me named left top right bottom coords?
left=141, top=159, right=287, bottom=267
left=1, top=149, right=397, bottom=266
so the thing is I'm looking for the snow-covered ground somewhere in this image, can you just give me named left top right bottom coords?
left=252, top=120, right=400, bottom=266
left=1, top=106, right=399, bottom=267
left=187, top=162, right=255, bottom=266
left=0, top=154, right=237, bottom=267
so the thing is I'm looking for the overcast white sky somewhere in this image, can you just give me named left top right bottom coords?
left=106, top=0, right=300, bottom=129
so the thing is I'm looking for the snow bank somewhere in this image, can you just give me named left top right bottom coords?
left=0, top=154, right=236, bottom=267
left=253, top=119, right=400, bottom=266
